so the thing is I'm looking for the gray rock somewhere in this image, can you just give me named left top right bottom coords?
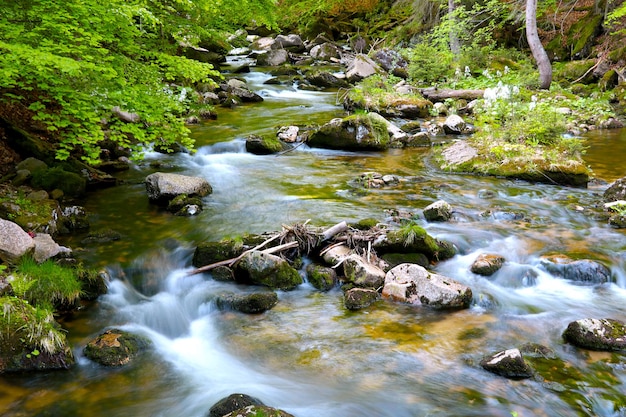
left=277, top=126, right=299, bottom=143
left=442, top=114, right=467, bottom=134
left=310, top=42, right=341, bottom=61
left=343, top=254, right=386, bottom=289
left=539, top=255, right=611, bottom=284
left=344, top=287, right=380, bottom=310
left=256, top=49, right=289, bottom=66
left=32, top=233, right=72, bottom=263
left=271, top=34, right=305, bottom=52
left=305, top=71, right=349, bottom=88
left=16, top=157, right=47, bottom=173
left=346, top=54, right=381, bottom=83
left=382, top=263, right=472, bottom=309
left=604, top=176, right=626, bottom=202
left=563, top=318, right=626, bottom=351
left=423, top=200, right=453, bottom=222
left=321, top=244, right=351, bottom=265
left=480, top=348, right=533, bottom=379
left=0, top=219, right=35, bottom=264
left=216, top=291, right=279, bottom=314
left=145, top=172, right=212, bottom=205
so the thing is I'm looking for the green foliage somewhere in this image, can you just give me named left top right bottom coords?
left=0, top=296, right=67, bottom=354
left=0, top=0, right=276, bottom=164
left=13, top=257, right=82, bottom=310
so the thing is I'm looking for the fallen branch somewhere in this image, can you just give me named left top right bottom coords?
left=187, top=233, right=282, bottom=276
left=321, top=221, right=348, bottom=241
left=419, top=88, right=484, bottom=102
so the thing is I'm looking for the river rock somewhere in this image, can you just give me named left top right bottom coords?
left=344, top=287, right=380, bottom=310
left=480, top=348, right=533, bottom=379
left=246, top=134, right=284, bottom=154
left=374, top=225, right=456, bottom=262
left=216, top=291, right=279, bottom=314
left=256, top=49, right=289, bottom=66
left=539, top=255, right=611, bottom=284
left=423, top=200, right=453, bottom=222
left=563, top=318, right=626, bottom=351
left=308, top=113, right=390, bottom=151
left=382, top=263, right=472, bottom=309
left=235, top=251, right=303, bottom=290
left=16, top=157, right=47, bottom=174
left=145, top=172, right=212, bottom=205
left=271, top=34, right=305, bottom=52
left=305, top=263, right=337, bottom=291
left=442, top=114, right=467, bottom=135
left=343, top=254, right=386, bottom=289
left=251, top=36, right=275, bottom=50
left=277, top=126, right=299, bottom=143
left=346, top=54, right=381, bottom=83
left=470, top=253, right=506, bottom=276
left=372, top=48, right=408, bottom=73
left=603, top=176, right=626, bottom=202
left=368, top=112, right=407, bottom=143
left=227, top=86, right=264, bottom=103
left=83, top=328, right=151, bottom=366
left=321, top=244, right=351, bottom=265
left=305, top=71, right=349, bottom=88
left=209, top=393, right=265, bottom=417
left=32, top=233, right=72, bottom=263
left=0, top=219, right=35, bottom=264
left=310, top=42, right=341, bottom=61
left=223, top=405, right=295, bottom=417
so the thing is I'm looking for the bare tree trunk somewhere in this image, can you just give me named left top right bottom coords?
left=448, top=0, right=461, bottom=55
left=526, top=0, right=552, bottom=89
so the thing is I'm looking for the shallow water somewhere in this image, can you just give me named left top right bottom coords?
left=2, top=68, right=626, bottom=417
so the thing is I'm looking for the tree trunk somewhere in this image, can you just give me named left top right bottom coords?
left=448, top=0, right=461, bottom=55
left=526, top=0, right=552, bottom=89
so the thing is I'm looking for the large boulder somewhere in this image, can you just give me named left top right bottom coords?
left=382, top=263, right=472, bottom=309
left=442, top=114, right=467, bottom=135
left=235, top=251, right=303, bottom=290
left=563, top=318, right=626, bottom=351
left=83, top=328, right=151, bottom=366
left=0, top=219, right=35, bottom=264
left=305, top=71, right=349, bottom=89
left=539, top=255, right=611, bottom=284
left=216, top=291, right=279, bottom=314
left=271, top=34, right=305, bottom=52
left=245, top=135, right=284, bottom=155
left=145, top=172, right=212, bottom=205
left=480, top=348, right=533, bottom=379
left=374, top=224, right=456, bottom=262
left=256, top=49, right=289, bottom=66
left=308, top=113, right=390, bottom=151
left=346, top=54, right=381, bottom=83
left=310, top=42, right=341, bottom=61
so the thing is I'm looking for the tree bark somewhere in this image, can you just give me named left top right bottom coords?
left=448, top=0, right=461, bottom=55
left=526, top=0, right=552, bottom=89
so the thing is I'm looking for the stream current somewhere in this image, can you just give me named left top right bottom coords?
left=2, top=68, right=626, bottom=417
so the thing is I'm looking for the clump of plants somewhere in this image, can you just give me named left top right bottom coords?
left=11, top=257, right=83, bottom=311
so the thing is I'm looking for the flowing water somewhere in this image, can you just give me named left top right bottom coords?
left=2, top=67, right=626, bottom=417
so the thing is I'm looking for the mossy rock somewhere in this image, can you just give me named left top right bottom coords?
left=192, top=236, right=258, bottom=267
left=344, top=287, right=380, bottom=310
left=245, top=134, right=285, bottom=155
left=78, top=269, right=109, bottom=301
left=376, top=225, right=456, bottom=262
left=381, top=252, right=429, bottom=269
left=305, top=263, right=337, bottom=291
left=31, top=166, right=86, bottom=197
left=223, top=405, right=295, bottom=417
left=350, top=218, right=379, bottom=230
left=0, top=297, right=74, bottom=372
left=83, top=328, right=151, bottom=366
left=234, top=251, right=303, bottom=290
left=215, top=291, right=279, bottom=313
left=308, top=113, right=390, bottom=151
left=563, top=318, right=626, bottom=351
left=209, top=393, right=265, bottom=417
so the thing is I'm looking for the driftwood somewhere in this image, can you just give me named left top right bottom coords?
left=420, top=88, right=484, bottom=102
left=187, top=221, right=348, bottom=276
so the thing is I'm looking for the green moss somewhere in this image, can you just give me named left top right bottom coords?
left=351, top=218, right=379, bottom=230
left=31, top=166, right=86, bottom=197
left=83, top=328, right=150, bottom=366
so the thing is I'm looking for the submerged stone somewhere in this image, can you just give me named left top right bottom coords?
left=305, top=263, right=337, bottom=291
left=216, top=291, right=279, bottom=314
left=344, top=287, right=380, bottom=310
left=539, top=255, right=611, bottom=284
